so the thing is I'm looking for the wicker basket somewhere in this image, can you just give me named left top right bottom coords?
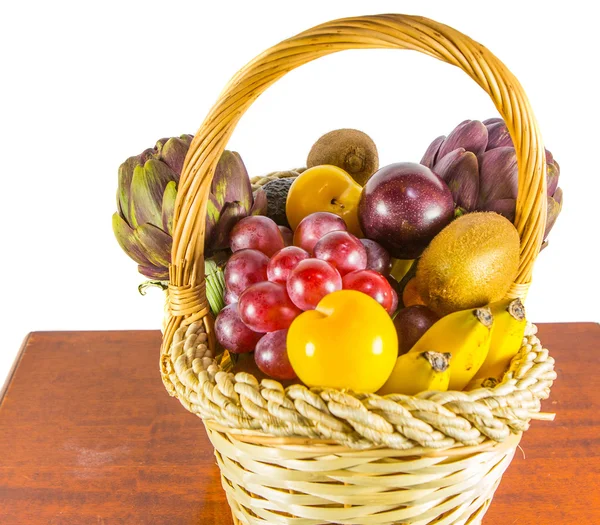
left=160, top=14, right=556, bottom=524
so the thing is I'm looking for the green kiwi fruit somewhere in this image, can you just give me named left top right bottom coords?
left=416, top=212, right=520, bottom=316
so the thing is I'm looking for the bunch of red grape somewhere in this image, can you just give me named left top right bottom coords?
left=214, top=213, right=399, bottom=380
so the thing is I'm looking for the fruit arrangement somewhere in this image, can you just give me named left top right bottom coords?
left=129, top=18, right=562, bottom=525
left=113, top=121, right=562, bottom=396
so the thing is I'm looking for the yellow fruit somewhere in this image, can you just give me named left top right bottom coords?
left=287, top=290, right=397, bottom=393
left=285, top=165, right=363, bottom=236
left=378, top=351, right=451, bottom=396
left=409, top=306, right=494, bottom=390
left=474, top=298, right=527, bottom=381
left=416, top=212, right=520, bottom=316
left=465, top=376, right=499, bottom=391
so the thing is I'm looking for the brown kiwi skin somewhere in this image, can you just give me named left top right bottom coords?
left=415, top=212, right=520, bottom=317
left=307, top=129, right=379, bottom=185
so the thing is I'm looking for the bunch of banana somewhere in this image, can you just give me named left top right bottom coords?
left=379, top=306, right=494, bottom=395
left=378, top=297, right=529, bottom=396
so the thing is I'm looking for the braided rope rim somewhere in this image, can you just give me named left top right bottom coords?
left=163, top=321, right=555, bottom=450
left=160, top=14, right=555, bottom=450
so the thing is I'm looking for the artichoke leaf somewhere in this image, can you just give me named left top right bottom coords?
left=138, top=264, right=170, bottom=280
left=133, top=223, right=172, bottom=268
left=544, top=194, right=562, bottom=239
left=250, top=188, right=268, bottom=216
left=482, top=199, right=516, bottom=223
left=205, top=193, right=222, bottom=250
left=112, top=212, right=153, bottom=266
left=139, top=147, right=156, bottom=165
left=438, top=120, right=488, bottom=159
left=485, top=120, right=513, bottom=150
left=130, top=159, right=176, bottom=228
left=434, top=149, right=479, bottom=211
left=117, top=155, right=141, bottom=226
left=420, top=135, right=445, bottom=169
left=478, top=147, right=518, bottom=207
left=161, top=181, right=177, bottom=236
left=160, top=136, right=193, bottom=178
left=210, top=201, right=247, bottom=251
left=482, top=117, right=503, bottom=126
left=211, top=151, right=252, bottom=212
left=547, top=162, right=560, bottom=197
left=553, top=187, right=563, bottom=206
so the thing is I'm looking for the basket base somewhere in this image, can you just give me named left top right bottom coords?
left=228, top=484, right=498, bottom=525
left=205, top=422, right=518, bottom=525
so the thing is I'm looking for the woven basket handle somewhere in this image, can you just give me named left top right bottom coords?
left=163, top=14, right=547, bottom=345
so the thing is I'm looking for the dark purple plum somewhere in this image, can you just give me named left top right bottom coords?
left=358, top=162, right=454, bottom=259
left=360, top=238, right=391, bottom=276
left=393, top=305, right=440, bottom=355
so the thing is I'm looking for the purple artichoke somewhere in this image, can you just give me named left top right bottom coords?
left=112, top=135, right=266, bottom=280
left=421, top=118, right=562, bottom=242
left=205, top=151, right=267, bottom=254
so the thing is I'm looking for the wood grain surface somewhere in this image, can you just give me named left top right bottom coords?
left=0, top=323, right=598, bottom=524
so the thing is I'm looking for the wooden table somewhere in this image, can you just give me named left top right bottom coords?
left=0, top=324, right=598, bottom=524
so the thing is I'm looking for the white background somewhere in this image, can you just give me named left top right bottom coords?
left=1, top=1, right=599, bottom=386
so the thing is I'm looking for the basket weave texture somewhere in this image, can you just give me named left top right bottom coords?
left=159, top=14, right=556, bottom=525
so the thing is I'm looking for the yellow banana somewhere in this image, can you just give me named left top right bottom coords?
left=378, top=351, right=451, bottom=396
left=465, top=376, right=499, bottom=391
left=474, top=298, right=527, bottom=381
left=409, top=306, right=494, bottom=390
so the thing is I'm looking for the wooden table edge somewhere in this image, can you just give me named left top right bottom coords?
left=1, top=323, right=598, bottom=404
left=0, top=324, right=599, bottom=523
left=1, top=332, right=31, bottom=405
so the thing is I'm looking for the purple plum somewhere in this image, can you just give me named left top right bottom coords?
left=358, top=162, right=454, bottom=259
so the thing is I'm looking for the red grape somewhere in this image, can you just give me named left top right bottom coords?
left=287, top=258, right=342, bottom=311
left=360, top=238, right=392, bottom=276
left=224, top=289, right=238, bottom=305
left=215, top=303, right=263, bottom=354
left=314, top=231, right=367, bottom=275
left=386, top=274, right=400, bottom=294
left=278, top=225, right=294, bottom=247
left=238, top=281, right=301, bottom=332
left=267, top=246, right=309, bottom=284
left=342, top=269, right=395, bottom=314
left=224, top=249, right=269, bottom=297
left=293, top=212, right=347, bottom=254
left=254, top=329, right=297, bottom=380
left=390, top=288, right=399, bottom=314
left=230, top=216, right=285, bottom=256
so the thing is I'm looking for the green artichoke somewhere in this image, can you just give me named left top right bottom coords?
left=112, top=135, right=193, bottom=280
left=421, top=118, right=562, bottom=243
left=113, top=135, right=266, bottom=314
